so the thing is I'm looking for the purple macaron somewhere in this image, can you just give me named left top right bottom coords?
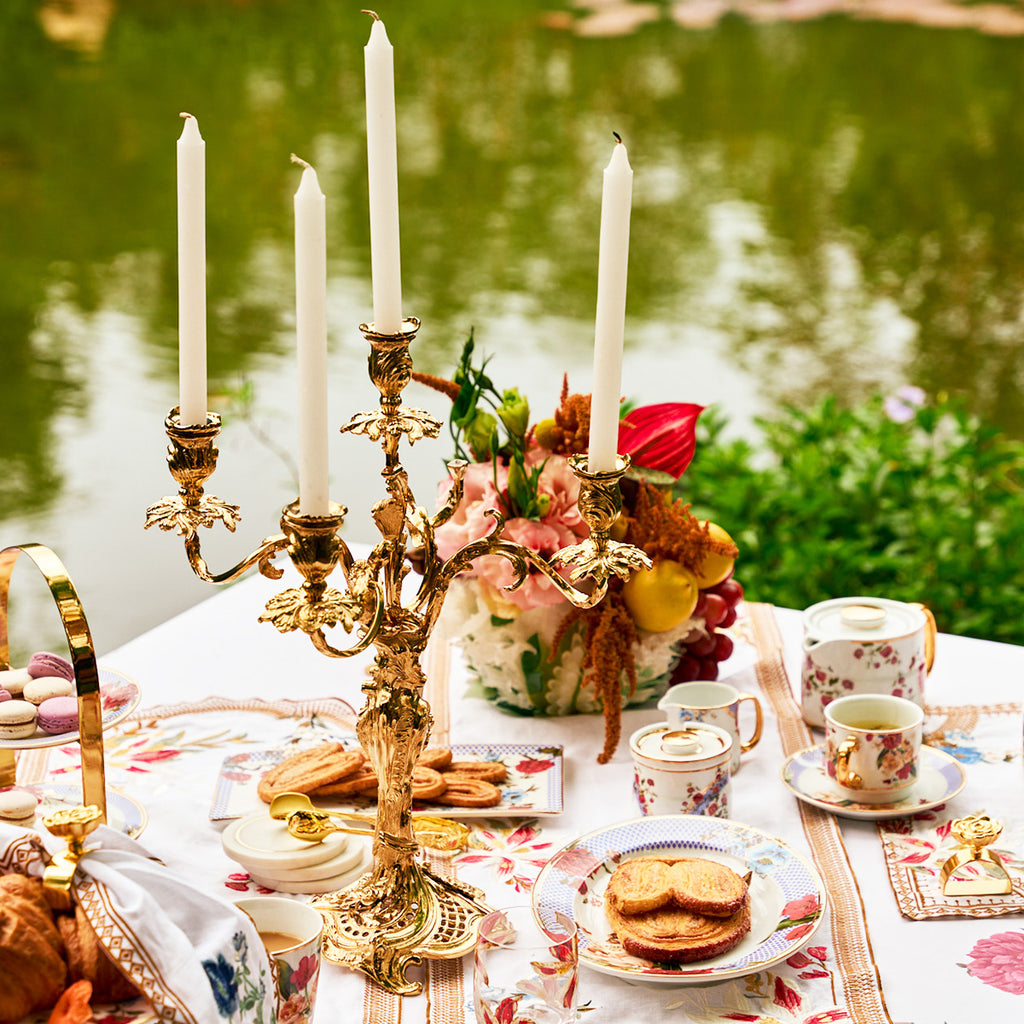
left=0, top=687, right=10, bottom=704
left=36, top=695, right=79, bottom=735
left=27, top=651, right=74, bottom=682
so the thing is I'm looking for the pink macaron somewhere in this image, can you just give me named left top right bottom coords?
left=36, top=696, right=79, bottom=735
left=0, top=687, right=10, bottom=704
left=27, top=651, right=74, bottom=682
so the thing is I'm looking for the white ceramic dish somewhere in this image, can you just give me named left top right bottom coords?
left=780, top=743, right=967, bottom=820
left=532, top=814, right=826, bottom=985
left=24, top=783, right=147, bottom=838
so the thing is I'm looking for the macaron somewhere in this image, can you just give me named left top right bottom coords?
left=0, top=787, right=38, bottom=824
left=0, top=667, right=31, bottom=697
left=36, top=695, right=79, bottom=735
left=26, top=652, right=74, bottom=682
left=22, top=677, right=75, bottom=705
left=0, top=700, right=38, bottom=739
left=0, top=687, right=10, bottom=704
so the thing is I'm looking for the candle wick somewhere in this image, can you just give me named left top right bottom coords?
left=180, top=111, right=195, bottom=121
left=361, top=9, right=381, bottom=20
left=290, top=153, right=312, bottom=171
left=612, top=131, right=623, bottom=144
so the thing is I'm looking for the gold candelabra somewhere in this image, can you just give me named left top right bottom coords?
left=145, top=317, right=650, bottom=994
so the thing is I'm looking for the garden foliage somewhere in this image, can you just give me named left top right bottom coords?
left=676, top=395, right=1024, bottom=646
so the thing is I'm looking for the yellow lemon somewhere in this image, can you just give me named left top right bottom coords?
left=693, top=521, right=737, bottom=588
left=623, top=560, right=700, bottom=633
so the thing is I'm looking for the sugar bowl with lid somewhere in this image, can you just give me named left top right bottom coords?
left=801, top=596, right=936, bottom=729
left=629, top=722, right=733, bottom=818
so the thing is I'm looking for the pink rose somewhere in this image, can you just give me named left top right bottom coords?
left=965, top=930, right=1024, bottom=995
left=435, top=452, right=588, bottom=611
left=278, top=993, right=310, bottom=1024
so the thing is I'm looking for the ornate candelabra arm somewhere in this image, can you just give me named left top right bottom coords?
left=554, top=454, right=653, bottom=582
left=182, top=532, right=289, bottom=585
left=258, top=502, right=386, bottom=658
left=144, top=409, right=290, bottom=584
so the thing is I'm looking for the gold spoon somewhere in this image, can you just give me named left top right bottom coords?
left=268, top=791, right=469, bottom=852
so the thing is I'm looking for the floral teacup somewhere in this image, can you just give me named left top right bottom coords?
left=235, top=896, right=322, bottom=1023
left=824, top=694, right=923, bottom=804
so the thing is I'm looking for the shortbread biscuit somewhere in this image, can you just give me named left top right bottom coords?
left=443, top=760, right=507, bottom=783
left=434, top=777, right=502, bottom=807
left=257, top=743, right=364, bottom=802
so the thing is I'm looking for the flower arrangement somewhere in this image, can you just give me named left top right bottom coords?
left=417, top=334, right=742, bottom=762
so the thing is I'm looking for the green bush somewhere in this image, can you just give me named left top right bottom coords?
left=675, top=394, right=1024, bottom=645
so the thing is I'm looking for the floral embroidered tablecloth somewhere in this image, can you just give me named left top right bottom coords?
left=16, top=566, right=1024, bottom=1024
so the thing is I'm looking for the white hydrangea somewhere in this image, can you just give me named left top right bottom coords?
left=441, top=578, right=702, bottom=716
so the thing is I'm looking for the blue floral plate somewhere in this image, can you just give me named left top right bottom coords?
left=532, top=814, right=826, bottom=984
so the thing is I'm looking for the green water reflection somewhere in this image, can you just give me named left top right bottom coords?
left=2, top=0, right=1023, bottom=652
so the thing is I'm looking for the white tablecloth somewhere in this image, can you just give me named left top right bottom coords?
left=66, top=563, right=1023, bottom=1024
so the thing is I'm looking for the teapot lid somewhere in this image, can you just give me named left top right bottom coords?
left=803, top=597, right=925, bottom=642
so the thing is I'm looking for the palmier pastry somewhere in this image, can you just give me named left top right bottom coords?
left=257, top=743, right=365, bottom=802
left=605, top=893, right=751, bottom=964
left=416, top=747, right=453, bottom=771
left=607, top=857, right=748, bottom=918
left=443, top=760, right=507, bottom=784
left=434, top=777, right=502, bottom=807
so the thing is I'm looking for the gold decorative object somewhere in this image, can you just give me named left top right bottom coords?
left=42, top=804, right=104, bottom=897
left=940, top=813, right=1014, bottom=896
left=0, top=544, right=107, bottom=820
left=146, top=317, right=650, bottom=995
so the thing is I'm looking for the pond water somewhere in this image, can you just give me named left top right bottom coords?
left=3, top=0, right=1024, bottom=659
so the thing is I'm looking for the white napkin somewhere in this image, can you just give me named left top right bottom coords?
left=0, top=822, right=276, bottom=1024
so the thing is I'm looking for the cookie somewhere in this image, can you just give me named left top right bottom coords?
left=416, top=747, right=453, bottom=771
left=36, top=696, right=79, bottom=735
left=434, top=777, right=502, bottom=807
left=0, top=700, right=37, bottom=740
left=26, top=652, right=74, bottom=682
left=443, top=760, right=508, bottom=784
left=257, top=743, right=365, bottom=802
left=23, top=677, right=75, bottom=706
left=0, top=669, right=30, bottom=698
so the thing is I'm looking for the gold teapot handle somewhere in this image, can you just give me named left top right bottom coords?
left=834, top=737, right=863, bottom=789
left=911, top=602, right=937, bottom=673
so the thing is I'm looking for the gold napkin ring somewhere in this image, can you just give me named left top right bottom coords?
left=940, top=813, right=1013, bottom=896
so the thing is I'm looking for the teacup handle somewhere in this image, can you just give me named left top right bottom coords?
left=834, top=736, right=863, bottom=789
left=911, top=602, right=937, bottom=673
left=737, top=693, right=763, bottom=753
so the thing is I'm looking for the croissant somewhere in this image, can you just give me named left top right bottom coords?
left=58, top=905, right=140, bottom=1003
left=0, top=877, right=67, bottom=1022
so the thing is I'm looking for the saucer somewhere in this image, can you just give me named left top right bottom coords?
left=781, top=744, right=966, bottom=820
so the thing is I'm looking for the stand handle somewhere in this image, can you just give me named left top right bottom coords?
left=0, top=544, right=107, bottom=821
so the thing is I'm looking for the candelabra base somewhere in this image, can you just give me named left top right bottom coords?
left=314, top=859, right=490, bottom=994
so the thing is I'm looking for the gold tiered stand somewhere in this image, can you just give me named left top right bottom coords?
left=0, top=543, right=107, bottom=822
left=145, top=317, right=650, bottom=994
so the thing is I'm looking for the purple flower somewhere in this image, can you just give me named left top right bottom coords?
left=884, top=385, right=926, bottom=423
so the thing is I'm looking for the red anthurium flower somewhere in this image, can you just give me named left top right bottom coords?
left=617, top=402, right=704, bottom=479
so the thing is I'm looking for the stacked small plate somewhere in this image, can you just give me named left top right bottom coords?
left=222, top=810, right=372, bottom=894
